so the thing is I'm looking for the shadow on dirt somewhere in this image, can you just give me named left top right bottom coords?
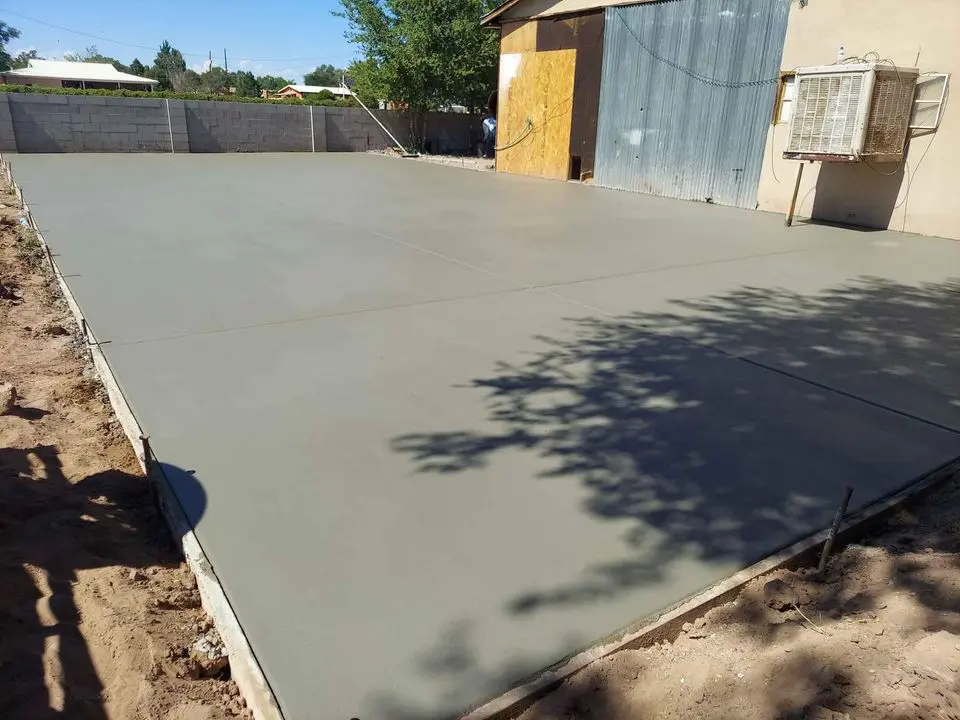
left=0, top=445, right=206, bottom=719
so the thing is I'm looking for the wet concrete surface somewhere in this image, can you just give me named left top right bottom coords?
left=11, top=153, right=960, bottom=719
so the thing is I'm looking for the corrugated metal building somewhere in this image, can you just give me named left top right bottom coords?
left=483, top=0, right=791, bottom=208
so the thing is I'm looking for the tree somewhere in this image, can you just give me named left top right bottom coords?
left=199, top=66, right=230, bottom=94
left=256, top=75, right=292, bottom=92
left=150, top=40, right=186, bottom=91
left=11, top=49, right=40, bottom=70
left=63, top=45, right=128, bottom=72
left=336, top=0, right=499, bottom=146
left=345, top=58, right=385, bottom=106
left=304, top=64, right=343, bottom=87
left=232, top=70, right=260, bottom=97
left=128, top=58, right=146, bottom=77
left=180, top=69, right=201, bottom=92
left=0, top=21, right=21, bottom=72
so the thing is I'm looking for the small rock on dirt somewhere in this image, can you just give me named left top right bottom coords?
left=905, top=631, right=960, bottom=682
left=682, top=622, right=693, bottom=633
left=128, top=568, right=146, bottom=582
left=0, top=381, right=16, bottom=414
left=187, top=629, right=229, bottom=679
left=806, top=707, right=851, bottom=720
left=763, top=578, right=798, bottom=611
left=694, top=617, right=706, bottom=629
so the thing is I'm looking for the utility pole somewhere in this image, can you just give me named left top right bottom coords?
left=208, top=50, right=212, bottom=71
left=223, top=49, right=228, bottom=72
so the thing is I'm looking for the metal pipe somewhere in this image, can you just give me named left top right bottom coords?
left=341, top=83, right=416, bottom=156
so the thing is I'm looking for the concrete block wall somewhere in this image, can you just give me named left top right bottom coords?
left=184, top=101, right=313, bottom=153
left=8, top=94, right=173, bottom=152
left=325, top=106, right=410, bottom=152
left=0, top=93, right=483, bottom=155
left=0, top=95, right=15, bottom=152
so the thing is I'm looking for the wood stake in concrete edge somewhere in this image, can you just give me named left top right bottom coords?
left=463, top=461, right=959, bottom=720
left=3, top=155, right=284, bottom=720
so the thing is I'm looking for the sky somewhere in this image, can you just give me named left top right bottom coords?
left=3, top=0, right=359, bottom=82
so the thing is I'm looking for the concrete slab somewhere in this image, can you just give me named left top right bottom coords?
left=11, top=153, right=960, bottom=720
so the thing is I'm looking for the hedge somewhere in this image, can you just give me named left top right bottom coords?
left=0, top=84, right=359, bottom=107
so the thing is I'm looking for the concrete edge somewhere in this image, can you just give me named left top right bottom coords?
left=462, top=457, right=960, bottom=720
left=3, top=154, right=284, bottom=720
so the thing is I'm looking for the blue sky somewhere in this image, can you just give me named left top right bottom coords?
left=4, top=0, right=358, bottom=82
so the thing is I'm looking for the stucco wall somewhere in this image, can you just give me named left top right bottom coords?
left=756, top=0, right=960, bottom=240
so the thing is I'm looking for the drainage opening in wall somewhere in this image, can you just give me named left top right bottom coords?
left=569, top=155, right=582, bottom=181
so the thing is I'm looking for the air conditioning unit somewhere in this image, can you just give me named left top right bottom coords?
left=785, top=63, right=919, bottom=162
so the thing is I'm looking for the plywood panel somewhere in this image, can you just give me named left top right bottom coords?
left=496, top=49, right=576, bottom=180
left=500, top=20, right=538, bottom=53
left=536, top=11, right=605, bottom=179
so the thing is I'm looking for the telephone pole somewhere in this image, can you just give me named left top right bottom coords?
left=223, top=49, right=228, bottom=72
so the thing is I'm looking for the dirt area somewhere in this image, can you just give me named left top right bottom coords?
left=369, top=148, right=495, bottom=171
left=0, top=183, right=247, bottom=718
left=520, top=472, right=960, bottom=720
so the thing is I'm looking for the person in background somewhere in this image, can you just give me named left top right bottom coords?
left=482, top=90, right=498, bottom=159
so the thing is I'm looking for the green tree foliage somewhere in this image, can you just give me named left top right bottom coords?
left=256, top=74, right=293, bottom=92
left=0, top=21, right=21, bottom=72
left=63, top=45, right=128, bottom=72
left=128, top=58, right=146, bottom=76
left=345, top=58, right=385, bottom=106
left=304, top=64, right=344, bottom=87
left=180, top=69, right=201, bottom=92
left=232, top=70, right=260, bottom=97
left=150, top=40, right=187, bottom=90
left=11, top=49, right=40, bottom=70
left=337, top=0, right=498, bottom=124
left=199, top=66, right=230, bottom=94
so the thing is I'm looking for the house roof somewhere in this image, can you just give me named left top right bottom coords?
left=482, top=0, right=529, bottom=24
left=482, top=0, right=651, bottom=25
left=278, top=84, right=351, bottom=96
left=4, top=59, right=158, bottom=84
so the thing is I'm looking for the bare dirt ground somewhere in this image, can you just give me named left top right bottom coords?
left=520, top=473, right=960, bottom=720
left=0, top=184, right=248, bottom=719
left=369, top=148, right=495, bottom=171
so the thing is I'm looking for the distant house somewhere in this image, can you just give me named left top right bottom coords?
left=269, top=84, right=352, bottom=100
left=1, top=59, right=157, bottom=91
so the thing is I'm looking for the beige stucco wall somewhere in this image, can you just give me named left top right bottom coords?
left=757, top=0, right=960, bottom=240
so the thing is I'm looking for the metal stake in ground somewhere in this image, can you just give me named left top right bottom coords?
left=818, top=486, right=854, bottom=573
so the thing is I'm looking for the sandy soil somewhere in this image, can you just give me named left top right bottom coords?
left=519, top=472, right=960, bottom=720
left=0, top=184, right=247, bottom=719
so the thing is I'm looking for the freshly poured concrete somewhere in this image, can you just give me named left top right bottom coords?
left=12, top=153, right=960, bottom=720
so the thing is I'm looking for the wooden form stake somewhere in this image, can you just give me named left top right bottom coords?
left=818, top=486, right=854, bottom=573
left=140, top=435, right=153, bottom=471
left=785, top=162, right=805, bottom=227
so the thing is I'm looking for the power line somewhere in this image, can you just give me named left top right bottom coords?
left=0, top=8, right=355, bottom=63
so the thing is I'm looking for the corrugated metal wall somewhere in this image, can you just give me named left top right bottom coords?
left=594, top=0, right=790, bottom=208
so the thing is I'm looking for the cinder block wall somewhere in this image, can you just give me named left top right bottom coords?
left=184, top=101, right=314, bottom=152
left=0, top=93, right=482, bottom=155
left=0, top=95, right=15, bottom=152
left=8, top=94, right=173, bottom=152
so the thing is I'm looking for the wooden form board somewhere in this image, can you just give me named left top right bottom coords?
left=496, top=49, right=576, bottom=180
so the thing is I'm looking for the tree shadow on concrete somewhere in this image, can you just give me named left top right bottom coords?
left=386, top=275, right=960, bottom=719
left=0, top=444, right=206, bottom=719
